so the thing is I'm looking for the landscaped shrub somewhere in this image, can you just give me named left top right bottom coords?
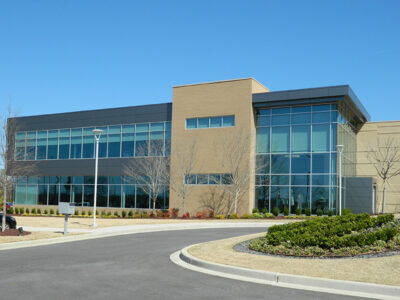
left=81, top=210, right=86, bottom=216
left=283, top=206, right=289, bottom=216
left=149, top=212, right=155, bottom=218
left=241, top=214, right=253, bottom=219
left=56, top=210, right=59, bottom=215
left=134, top=211, right=141, bottom=218
left=121, top=211, right=127, bottom=218
left=249, top=213, right=399, bottom=257
left=44, top=209, right=48, bottom=215
left=114, top=211, right=119, bottom=217
left=295, top=208, right=301, bottom=216
left=156, top=210, right=163, bottom=218
left=96, top=210, right=99, bottom=215
left=342, top=208, right=352, bottom=216
left=328, top=210, right=333, bottom=217
left=170, top=208, right=179, bottom=218
left=88, top=210, right=92, bottom=216
left=196, top=210, right=211, bottom=219
left=162, top=210, right=170, bottom=218
left=107, top=211, right=112, bottom=217
left=37, top=208, right=41, bottom=214
left=141, top=211, right=149, bottom=218
left=8, top=207, right=14, bottom=214
left=74, top=210, right=79, bottom=216
left=128, top=210, right=133, bottom=217
left=50, top=209, right=54, bottom=215
left=215, top=214, right=225, bottom=219
left=304, top=208, right=311, bottom=216
left=101, top=210, right=106, bottom=217
left=263, top=213, right=275, bottom=219
left=261, top=208, right=268, bottom=214
left=31, top=208, right=36, bottom=214
left=317, top=209, right=323, bottom=216
left=182, top=212, right=190, bottom=219
left=252, top=208, right=259, bottom=214
left=272, top=207, right=279, bottom=217
left=15, top=207, right=20, bottom=214
left=252, top=213, right=263, bottom=218
left=229, top=213, right=239, bottom=219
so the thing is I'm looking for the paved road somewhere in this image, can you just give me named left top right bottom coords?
left=0, top=228, right=367, bottom=300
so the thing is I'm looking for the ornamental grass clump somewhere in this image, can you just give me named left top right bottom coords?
left=249, top=213, right=400, bottom=257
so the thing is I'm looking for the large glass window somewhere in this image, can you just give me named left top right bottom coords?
left=256, top=127, right=269, bottom=153
left=108, top=134, right=121, bottom=158
left=122, top=185, right=135, bottom=208
left=291, top=125, right=310, bottom=152
left=255, top=186, right=269, bottom=211
left=70, top=136, right=82, bottom=159
left=271, top=127, right=289, bottom=153
left=109, top=185, right=121, bottom=207
left=312, top=124, right=330, bottom=152
left=59, top=137, right=70, bottom=159
left=121, top=133, right=134, bottom=157
left=37, top=138, right=47, bottom=160
left=135, top=132, right=148, bottom=156
left=38, top=185, right=48, bottom=205
left=136, top=187, right=149, bottom=208
left=312, top=153, right=330, bottom=173
left=82, top=136, right=94, bottom=158
left=291, top=154, right=310, bottom=174
left=271, top=154, right=289, bottom=174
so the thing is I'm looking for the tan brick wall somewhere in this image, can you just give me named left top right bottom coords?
left=357, top=121, right=400, bottom=213
left=169, top=79, right=268, bottom=216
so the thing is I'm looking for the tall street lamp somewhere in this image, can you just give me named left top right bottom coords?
left=92, top=129, right=103, bottom=227
left=336, top=144, right=344, bottom=216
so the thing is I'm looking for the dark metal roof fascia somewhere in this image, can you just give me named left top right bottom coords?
left=252, top=85, right=370, bottom=122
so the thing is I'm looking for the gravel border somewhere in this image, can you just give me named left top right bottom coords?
left=234, top=239, right=400, bottom=259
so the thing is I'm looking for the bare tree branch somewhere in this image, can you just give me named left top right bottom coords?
left=169, top=140, right=198, bottom=215
left=367, top=136, right=400, bottom=213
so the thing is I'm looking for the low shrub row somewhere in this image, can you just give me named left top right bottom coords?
left=249, top=213, right=400, bottom=257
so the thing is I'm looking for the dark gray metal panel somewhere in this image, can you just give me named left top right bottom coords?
left=8, top=103, right=172, bottom=131
left=7, top=157, right=169, bottom=177
left=345, top=177, right=374, bottom=214
left=252, top=85, right=370, bottom=122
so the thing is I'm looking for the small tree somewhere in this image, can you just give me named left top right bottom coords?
left=367, top=137, right=400, bottom=213
left=219, top=131, right=252, bottom=214
left=123, top=145, right=169, bottom=212
left=169, top=140, right=197, bottom=215
left=1, top=103, right=37, bottom=231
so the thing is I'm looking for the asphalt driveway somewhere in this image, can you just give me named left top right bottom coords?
left=0, top=227, right=368, bottom=300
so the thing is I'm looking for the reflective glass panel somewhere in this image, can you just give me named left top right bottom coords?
left=272, top=107, right=289, bottom=115
left=109, top=185, right=121, bottom=207
left=38, top=185, right=48, bottom=205
left=222, top=116, right=235, bottom=127
left=271, top=154, right=289, bottom=174
left=256, top=127, right=270, bottom=153
left=122, top=185, right=135, bottom=208
left=312, top=124, right=330, bottom=152
left=291, top=125, right=310, bottom=152
left=271, top=127, right=289, bottom=153
left=271, top=175, right=289, bottom=185
left=135, top=132, right=148, bottom=156
left=256, top=155, right=270, bottom=174
left=108, top=134, right=121, bottom=157
left=312, top=112, right=330, bottom=123
left=270, top=187, right=289, bottom=213
left=186, top=119, right=197, bottom=129
left=136, top=124, right=149, bottom=133
left=291, top=113, right=311, bottom=125
left=26, top=185, right=37, bottom=205
left=210, top=117, right=222, bottom=128
left=255, top=186, right=269, bottom=211
left=70, top=136, right=82, bottom=158
left=292, top=106, right=311, bottom=113
left=48, top=185, right=59, bottom=205
left=136, top=187, right=149, bottom=208
left=291, top=154, right=310, bottom=174
left=37, top=138, right=47, bottom=160
left=150, top=123, right=164, bottom=131
left=272, top=114, right=290, bottom=126
left=198, top=118, right=209, bottom=128
left=82, top=136, right=94, bottom=158
left=291, top=175, right=310, bottom=186
left=312, top=186, right=329, bottom=214
left=291, top=187, right=310, bottom=214
left=59, top=137, right=70, bottom=159
left=312, top=104, right=331, bottom=112
left=121, top=133, right=134, bottom=157
left=257, top=115, right=270, bottom=126
left=312, top=153, right=330, bottom=173
left=97, top=185, right=108, bottom=207
left=312, top=175, right=330, bottom=185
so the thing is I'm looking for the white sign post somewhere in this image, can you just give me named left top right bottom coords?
left=59, top=202, right=75, bottom=235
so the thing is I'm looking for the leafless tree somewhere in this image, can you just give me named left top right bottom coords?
left=367, top=136, right=400, bottom=213
left=199, top=186, right=231, bottom=215
left=219, top=131, right=253, bottom=214
left=123, top=145, right=169, bottom=212
left=169, top=140, right=198, bottom=215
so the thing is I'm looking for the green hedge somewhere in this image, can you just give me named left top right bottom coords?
left=264, top=214, right=396, bottom=249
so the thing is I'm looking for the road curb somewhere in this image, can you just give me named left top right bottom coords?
left=175, top=245, right=400, bottom=300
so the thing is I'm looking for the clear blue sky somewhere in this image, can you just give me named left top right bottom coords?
left=0, top=0, right=399, bottom=121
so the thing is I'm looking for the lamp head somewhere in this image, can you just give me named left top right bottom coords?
left=92, top=129, right=103, bottom=140
left=336, top=144, right=344, bottom=153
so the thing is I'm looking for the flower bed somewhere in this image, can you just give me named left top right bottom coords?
left=249, top=214, right=400, bottom=257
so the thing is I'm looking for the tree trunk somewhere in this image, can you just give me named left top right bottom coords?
left=153, top=196, right=156, bottom=212
left=2, top=184, right=7, bottom=232
left=382, top=186, right=386, bottom=214
left=182, top=197, right=185, bottom=216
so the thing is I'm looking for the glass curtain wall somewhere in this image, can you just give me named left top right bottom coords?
left=14, top=176, right=169, bottom=210
left=14, top=121, right=171, bottom=160
left=255, top=104, right=340, bottom=214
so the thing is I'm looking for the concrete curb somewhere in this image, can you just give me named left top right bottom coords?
left=173, top=245, right=400, bottom=300
left=0, top=222, right=272, bottom=251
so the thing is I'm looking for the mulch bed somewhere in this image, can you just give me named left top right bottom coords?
left=0, top=229, right=31, bottom=237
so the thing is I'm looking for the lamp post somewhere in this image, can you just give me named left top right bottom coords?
left=92, top=129, right=103, bottom=227
left=336, top=144, right=344, bottom=216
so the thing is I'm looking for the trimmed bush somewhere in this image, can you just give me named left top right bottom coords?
left=88, top=210, right=92, bottom=216
left=182, top=212, right=190, bottom=219
left=107, top=211, right=112, bottom=217
left=263, top=213, right=275, bottom=219
left=342, top=208, right=352, bottom=216
left=81, top=210, right=86, bottom=216
left=215, top=214, right=225, bottom=219
left=229, top=213, right=239, bottom=219
left=74, top=210, right=79, bottom=216
left=37, top=208, right=41, bottom=214
left=31, top=208, right=36, bottom=214
left=249, top=214, right=399, bottom=257
left=50, top=209, right=54, bottom=215
left=114, top=211, right=119, bottom=217
left=241, top=214, right=253, bottom=219
left=317, top=209, right=323, bottom=216
left=272, top=207, right=279, bottom=217
left=295, top=208, right=301, bottom=216
left=252, top=213, right=263, bottom=219
left=101, top=210, right=106, bottom=217
left=328, top=210, right=333, bottom=217
left=261, top=208, right=268, bottom=214
left=44, top=209, right=48, bottom=215
left=252, top=208, right=259, bottom=214
left=14, top=207, right=19, bottom=214
left=8, top=207, right=14, bottom=214
left=305, top=208, right=311, bottom=216
left=128, top=210, right=133, bottom=217
left=121, top=211, right=127, bottom=218
left=283, top=206, right=289, bottom=216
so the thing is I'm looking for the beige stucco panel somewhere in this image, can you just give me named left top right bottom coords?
left=170, top=79, right=257, bottom=216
